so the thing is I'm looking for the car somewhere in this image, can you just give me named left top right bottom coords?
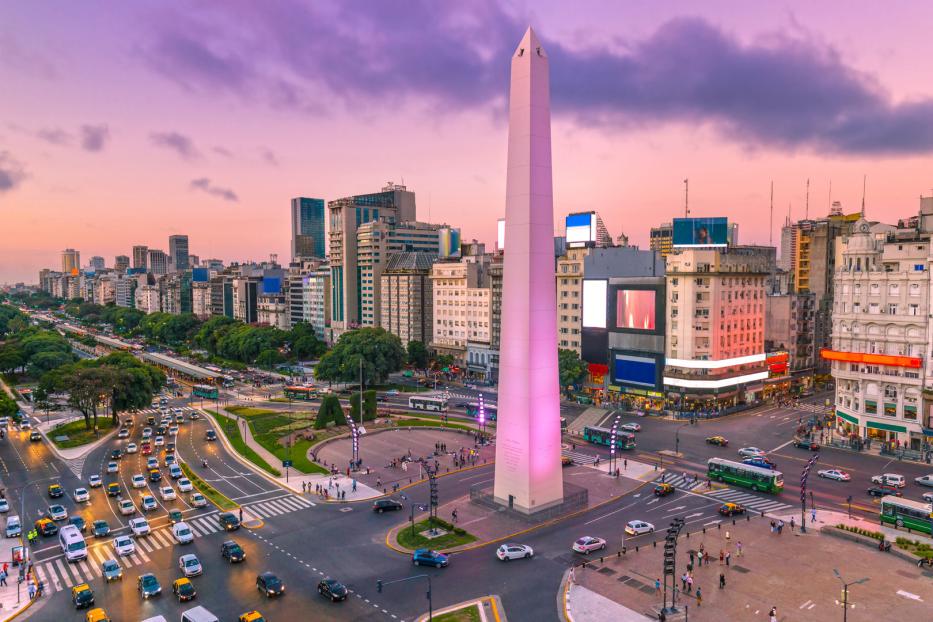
left=923, top=492, right=933, bottom=503
left=561, top=455, right=574, bottom=467
left=113, top=535, right=135, bottom=556
left=176, top=413, right=185, bottom=423
left=142, top=427, right=152, bottom=439
left=412, top=548, right=449, bottom=567
left=620, top=422, right=641, bottom=433
left=149, top=469, right=162, bottom=482
left=654, top=482, right=675, bottom=497
left=48, top=483, right=64, bottom=498
left=219, top=512, right=240, bottom=531
left=169, top=509, right=184, bottom=524
left=71, top=583, right=95, bottom=609
left=572, top=536, right=607, bottom=554
left=166, top=443, right=176, bottom=454
left=141, top=443, right=152, bottom=455
left=154, top=436, right=165, bottom=446
left=35, top=517, right=58, bottom=536
left=867, top=485, right=902, bottom=498
left=738, top=447, right=766, bottom=458
left=239, top=613, right=265, bottom=622
left=141, top=495, right=157, bottom=512
left=496, top=543, right=534, bottom=561
left=625, top=520, right=655, bottom=536
left=165, top=454, right=177, bottom=468
left=18, top=420, right=30, bottom=430
left=88, top=475, right=102, bottom=488
left=916, top=475, right=933, bottom=488
left=178, top=478, right=193, bottom=492
left=85, top=608, right=111, bottom=622
left=205, top=430, right=217, bottom=441
left=101, top=558, right=122, bottom=582
left=871, top=474, right=906, bottom=488
left=173, top=522, right=194, bottom=544
left=818, top=469, right=851, bottom=481
left=129, top=517, right=150, bottom=536
left=124, top=417, right=134, bottom=427
left=160, top=486, right=176, bottom=501
left=137, top=573, right=161, bottom=599
left=706, top=436, right=729, bottom=446
left=117, top=429, right=129, bottom=439
left=126, top=443, right=138, bottom=454
left=106, top=482, right=121, bottom=497
left=794, top=438, right=820, bottom=451
left=110, top=449, right=122, bottom=460
left=191, top=493, right=207, bottom=508
left=169, top=426, right=179, bottom=436
left=179, top=553, right=202, bottom=576
left=189, top=412, right=200, bottom=420
left=119, top=499, right=136, bottom=515
left=317, top=578, right=348, bottom=601
left=30, top=430, right=41, bottom=442
left=147, top=457, right=159, bottom=470
left=222, top=540, right=246, bottom=563
left=0, top=499, right=8, bottom=513
left=719, top=502, right=746, bottom=516
left=128, top=473, right=145, bottom=489
left=172, top=577, right=197, bottom=602
left=372, top=499, right=403, bottom=513
left=69, top=516, right=87, bottom=532
left=48, top=504, right=68, bottom=521
left=106, top=461, right=119, bottom=474
left=256, top=572, right=285, bottom=596
left=4, top=515, right=21, bottom=538
left=92, top=519, right=110, bottom=538
left=74, top=487, right=90, bottom=502
left=743, top=457, right=777, bottom=470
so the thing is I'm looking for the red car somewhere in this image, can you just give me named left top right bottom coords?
left=141, top=443, right=152, bottom=455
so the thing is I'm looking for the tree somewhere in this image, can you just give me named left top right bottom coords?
left=314, top=328, right=405, bottom=385
left=26, top=350, right=75, bottom=378
left=314, top=394, right=344, bottom=429
left=558, top=348, right=587, bottom=393
left=0, top=346, right=25, bottom=375
left=97, top=352, right=165, bottom=425
left=256, top=348, right=285, bottom=370
left=288, top=323, right=327, bottom=360
left=349, top=390, right=378, bottom=423
left=406, top=341, right=429, bottom=370
left=63, top=366, right=115, bottom=429
left=0, top=392, right=17, bottom=418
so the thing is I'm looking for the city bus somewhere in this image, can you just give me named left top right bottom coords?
left=707, top=458, right=784, bottom=494
left=408, top=396, right=449, bottom=412
left=582, top=425, right=636, bottom=450
left=192, top=385, right=219, bottom=400
left=880, top=497, right=932, bottom=535
left=466, top=404, right=498, bottom=421
left=283, top=386, right=317, bottom=401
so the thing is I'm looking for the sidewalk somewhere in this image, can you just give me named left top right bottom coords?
left=0, top=537, right=38, bottom=620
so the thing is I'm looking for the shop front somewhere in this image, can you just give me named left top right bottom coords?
left=608, top=385, right=665, bottom=413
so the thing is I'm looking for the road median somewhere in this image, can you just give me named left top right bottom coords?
left=180, top=461, right=237, bottom=511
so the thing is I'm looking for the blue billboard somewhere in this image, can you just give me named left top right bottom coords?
left=192, top=268, right=209, bottom=282
left=672, top=217, right=728, bottom=247
left=614, top=353, right=658, bottom=388
left=262, top=277, right=282, bottom=294
left=566, top=212, right=596, bottom=246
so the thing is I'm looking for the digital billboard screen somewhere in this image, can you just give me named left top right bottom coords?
left=616, top=289, right=656, bottom=331
left=497, top=218, right=506, bottom=251
left=582, top=280, right=608, bottom=328
left=192, top=268, right=209, bottom=282
left=439, top=227, right=461, bottom=258
left=614, top=354, right=658, bottom=388
left=566, top=213, right=596, bottom=245
left=672, top=217, right=728, bottom=247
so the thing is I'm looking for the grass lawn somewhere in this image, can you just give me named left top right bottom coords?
left=247, top=412, right=328, bottom=475
left=180, top=462, right=237, bottom=511
left=394, top=417, right=475, bottom=433
left=396, top=517, right=477, bottom=551
left=434, top=605, right=482, bottom=622
left=226, top=406, right=280, bottom=419
left=373, top=383, right=430, bottom=393
left=50, top=417, right=118, bottom=448
left=896, top=537, right=933, bottom=560
left=205, top=410, right=281, bottom=476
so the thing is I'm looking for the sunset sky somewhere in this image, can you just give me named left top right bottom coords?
left=5, top=1, right=933, bottom=283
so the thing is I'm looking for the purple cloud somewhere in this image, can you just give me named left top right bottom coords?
left=212, top=146, right=233, bottom=158
left=80, top=124, right=110, bottom=152
left=36, top=128, right=72, bottom=146
left=190, top=177, right=238, bottom=202
left=260, top=148, right=278, bottom=166
left=142, top=3, right=933, bottom=155
left=150, top=131, right=201, bottom=160
left=0, top=152, right=27, bottom=193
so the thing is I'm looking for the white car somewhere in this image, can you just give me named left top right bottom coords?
left=572, top=536, right=607, bottom=554
left=126, top=443, right=138, bottom=454
left=141, top=495, right=157, bottom=512
left=107, top=461, right=119, bottom=474
left=818, top=469, right=851, bottom=481
left=0, top=499, right=8, bottom=513
left=871, top=473, right=906, bottom=488
left=129, top=517, right=150, bottom=536
left=914, top=474, right=933, bottom=488
left=142, top=428, right=152, bottom=439
left=923, top=492, right=933, bottom=503
left=160, top=486, right=176, bottom=501
left=88, top=475, right=102, bottom=488
left=738, top=447, right=766, bottom=458
left=119, top=499, right=136, bottom=515
left=73, top=488, right=90, bottom=502
left=177, top=478, right=193, bottom=492
left=146, top=457, right=159, bottom=470
left=170, top=465, right=183, bottom=479
left=625, top=520, right=655, bottom=536
left=113, top=535, right=136, bottom=556
left=154, top=436, right=165, bottom=447
left=169, top=426, right=179, bottom=436
left=131, top=474, right=146, bottom=489
left=172, top=522, right=194, bottom=544
left=117, top=428, right=130, bottom=439
left=19, top=421, right=30, bottom=430
left=179, top=553, right=202, bottom=576
left=189, top=412, right=200, bottom=420
left=496, top=543, right=534, bottom=561
left=190, top=493, right=207, bottom=508
left=620, top=422, right=641, bottom=432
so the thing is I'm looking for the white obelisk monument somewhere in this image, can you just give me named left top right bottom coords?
left=493, top=27, right=564, bottom=513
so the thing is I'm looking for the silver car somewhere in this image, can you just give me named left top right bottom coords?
left=914, top=474, right=933, bottom=488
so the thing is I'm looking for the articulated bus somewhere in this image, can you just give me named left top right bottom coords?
left=192, top=385, right=219, bottom=399
left=466, top=404, right=497, bottom=421
left=880, top=497, right=933, bottom=535
left=707, top=458, right=784, bottom=494
left=283, top=386, right=317, bottom=401
left=408, top=396, right=449, bottom=412
left=582, top=425, right=636, bottom=450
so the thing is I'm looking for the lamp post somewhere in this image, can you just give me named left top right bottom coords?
left=674, top=422, right=689, bottom=456
left=377, top=575, right=433, bottom=621
left=833, top=569, right=868, bottom=622
left=608, top=412, right=622, bottom=475
left=477, top=393, right=486, bottom=444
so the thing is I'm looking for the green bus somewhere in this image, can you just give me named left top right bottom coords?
left=880, top=497, right=932, bottom=535
left=283, top=386, right=317, bottom=401
left=707, top=458, right=784, bottom=494
left=192, top=384, right=219, bottom=399
left=582, top=425, right=636, bottom=450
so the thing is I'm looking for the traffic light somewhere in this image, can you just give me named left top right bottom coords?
left=377, top=580, right=383, bottom=593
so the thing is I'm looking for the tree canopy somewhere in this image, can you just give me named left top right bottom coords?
left=558, top=348, right=587, bottom=391
left=406, top=340, right=429, bottom=370
left=314, top=328, right=405, bottom=385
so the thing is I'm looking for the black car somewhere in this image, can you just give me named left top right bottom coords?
left=372, top=499, right=403, bottom=513
left=110, top=449, right=122, bottom=460
left=317, top=578, right=348, bottom=602
left=71, top=584, right=95, bottom=609
left=205, top=430, right=217, bottom=441
left=794, top=438, right=820, bottom=451
left=221, top=540, right=246, bottom=563
left=219, top=512, right=240, bottom=531
left=29, top=430, right=41, bottom=442
left=256, top=572, right=285, bottom=597
left=68, top=516, right=87, bottom=533
left=867, top=485, right=902, bottom=498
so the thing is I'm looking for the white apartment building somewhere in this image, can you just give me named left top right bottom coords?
left=135, top=284, right=161, bottom=314
left=556, top=247, right=587, bottom=352
left=192, top=281, right=212, bottom=319
left=258, top=294, right=289, bottom=330
left=431, top=258, right=490, bottom=364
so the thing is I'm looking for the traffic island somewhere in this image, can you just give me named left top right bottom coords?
left=179, top=462, right=237, bottom=511
left=415, top=596, right=506, bottom=622
left=395, top=517, right=477, bottom=551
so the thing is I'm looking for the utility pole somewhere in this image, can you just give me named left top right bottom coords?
left=861, top=175, right=867, bottom=217
left=684, top=179, right=689, bottom=218
left=833, top=569, right=868, bottom=622
left=805, top=177, right=810, bottom=220
left=769, top=180, right=774, bottom=246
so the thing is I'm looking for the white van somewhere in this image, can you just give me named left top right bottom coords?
left=5, top=515, right=21, bottom=538
left=142, top=617, right=168, bottom=622
left=180, top=606, right=219, bottom=622
left=59, top=525, right=87, bottom=561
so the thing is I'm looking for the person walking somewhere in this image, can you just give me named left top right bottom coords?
left=655, top=578, right=661, bottom=594
left=725, top=551, right=731, bottom=566
left=769, top=607, right=777, bottom=622
left=719, top=549, right=724, bottom=565
left=681, top=573, right=687, bottom=593
left=686, top=574, right=693, bottom=593
left=790, top=516, right=795, bottom=531
left=719, top=572, right=725, bottom=589
left=695, top=587, right=702, bottom=606
left=696, top=550, right=702, bottom=566
left=0, top=570, right=7, bottom=587
left=737, top=541, right=743, bottom=557
left=689, top=551, right=695, bottom=566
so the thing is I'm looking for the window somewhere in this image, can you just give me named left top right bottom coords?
left=909, top=304, right=919, bottom=316
left=904, top=405, right=918, bottom=421
left=887, top=304, right=898, bottom=315
left=909, top=283, right=921, bottom=297
left=884, top=403, right=897, bottom=417
left=865, top=400, right=877, bottom=414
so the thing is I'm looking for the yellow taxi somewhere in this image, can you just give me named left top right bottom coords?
left=35, top=517, right=58, bottom=537
left=172, top=577, right=197, bottom=602
left=85, top=608, right=110, bottom=622
left=71, top=583, right=95, bottom=609
left=653, top=482, right=675, bottom=497
left=705, top=436, right=729, bottom=447
left=718, top=502, right=746, bottom=516
left=48, top=483, right=64, bottom=498
left=561, top=455, right=573, bottom=467
left=239, top=612, right=265, bottom=622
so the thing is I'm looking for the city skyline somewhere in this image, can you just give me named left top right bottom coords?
left=6, top=2, right=933, bottom=284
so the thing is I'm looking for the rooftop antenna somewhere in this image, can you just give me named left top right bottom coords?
left=684, top=178, right=689, bottom=218
left=769, top=180, right=774, bottom=246
left=805, top=178, right=809, bottom=220
left=827, top=180, right=832, bottom=217
left=861, top=175, right=867, bottom=217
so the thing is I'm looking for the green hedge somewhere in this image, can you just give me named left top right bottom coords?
left=835, top=524, right=884, bottom=540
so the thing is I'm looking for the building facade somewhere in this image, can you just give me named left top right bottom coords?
left=291, top=197, right=326, bottom=259
left=380, top=252, right=436, bottom=346
left=148, top=250, right=169, bottom=276
left=132, top=245, right=148, bottom=270
left=114, top=255, right=130, bottom=273
left=61, top=249, right=80, bottom=274
left=431, top=258, right=488, bottom=364
left=89, top=256, right=105, bottom=271
left=649, top=223, right=674, bottom=257
left=169, top=235, right=190, bottom=272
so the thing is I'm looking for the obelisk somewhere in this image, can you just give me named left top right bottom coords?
left=493, top=27, right=564, bottom=513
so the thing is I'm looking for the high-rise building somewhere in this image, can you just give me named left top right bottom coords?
left=169, top=235, right=190, bottom=272
left=61, top=249, right=80, bottom=274
left=114, top=276, right=138, bottom=308
left=135, top=284, right=161, bottom=313
left=114, top=255, right=130, bottom=273
left=191, top=281, right=211, bottom=319
left=431, top=258, right=489, bottom=364
left=148, top=250, right=169, bottom=276
left=649, top=223, right=674, bottom=257
left=291, top=198, right=326, bottom=259
left=132, top=245, right=149, bottom=270
left=380, top=252, right=436, bottom=346
left=209, top=276, right=234, bottom=318
left=188, top=255, right=200, bottom=267
left=328, top=182, right=416, bottom=338
left=89, top=256, right=105, bottom=271
left=232, top=277, right=261, bottom=323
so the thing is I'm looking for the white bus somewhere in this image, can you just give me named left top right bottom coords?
left=59, top=525, right=87, bottom=562
left=408, top=396, right=449, bottom=412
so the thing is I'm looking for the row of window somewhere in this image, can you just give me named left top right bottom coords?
left=840, top=282, right=922, bottom=296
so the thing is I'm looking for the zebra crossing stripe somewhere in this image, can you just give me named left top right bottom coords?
left=53, top=559, right=72, bottom=588
left=151, top=530, right=171, bottom=548
left=136, top=545, right=151, bottom=563
left=248, top=504, right=270, bottom=518
left=186, top=521, right=205, bottom=537
left=34, top=565, right=50, bottom=592
left=276, top=497, right=304, bottom=511
left=266, top=500, right=291, bottom=515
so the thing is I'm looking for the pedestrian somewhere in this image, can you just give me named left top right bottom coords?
left=719, top=572, right=725, bottom=589
left=778, top=519, right=784, bottom=534
left=737, top=541, right=743, bottom=557
left=452, top=508, right=458, bottom=523
left=769, top=607, right=777, bottom=622
left=655, top=578, right=661, bottom=594
left=0, top=571, right=7, bottom=586
left=681, top=573, right=687, bottom=592
left=352, top=479, right=357, bottom=492
left=696, top=587, right=702, bottom=606
left=790, top=516, right=795, bottom=531
left=725, top=530, right=731, bottom=541
left=696, top=550, right=702, bottom=566
left=239, top=507, right=243, bottom=523
left=302, top=481, right=307, bottom=493
left=686, top=575, right=693, bottom=593
left=719, top=550, right=724, bottom=565
left=706, top=552, right=711, bottom=566
left=27, top=581, right=35, bottom=600
left=328, top=479, right=333, bottom=490
left=725, top=551, right=731, bottom=566
left=2, top=562, right=7, bottom=575
left=689, top=551, right=695, bottom=566
left=624, top=458, right=628, bottom=470
left=811, top=507, right=817, bottom=523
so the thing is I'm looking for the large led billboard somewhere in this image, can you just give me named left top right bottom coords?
left=616, top=289, right=656, bottom=331
left=566, top=212, right=596, bottom=246
left=439, top=227, right=461, bottom=258
left=614, top=353, right=658, bottom=388
left=672, top=217, right=728, bottom=247
left=582, top=280, right=608, bottom=328
left=497, top=218, right=506, bottom=251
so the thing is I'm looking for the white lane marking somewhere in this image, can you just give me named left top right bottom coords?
left=897, top=590, right=923, bottom=602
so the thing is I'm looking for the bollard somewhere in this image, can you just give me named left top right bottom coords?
left=635, top=545, right=639, bottom=552
left=618, top=551, right=622, bottom=558
left=733, top=519, right=736, bottom=526
left=410, top=479, right=413, bottom=483
left=717, top=523, right=721, bottom=530
left=599, top=556, right=604, bottom=563
left=747, top=515, right=751, bottom=522
left=686, top=532, right=690, bottom=538
left=582, top=561, right=587, bottom=569
left=702, top=528, right=706, bottom=534
left=653, top=540, right=657, bottom=548
left=622, top=546, right=627, bottom=555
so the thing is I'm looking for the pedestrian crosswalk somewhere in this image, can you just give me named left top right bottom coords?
left=705, top=487, right=795, bottom=515
left=241, top=493, right=314, bottom=518
left=794, top=403, right=831, bottom=414
left=137, top=407, right=195, bottom=415
left=652, top=473, right=707, bottom=492
left=561, top=449, right=599, bottom=466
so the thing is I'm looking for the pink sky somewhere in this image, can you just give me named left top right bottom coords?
left=4, top=1, right=933, bottom=283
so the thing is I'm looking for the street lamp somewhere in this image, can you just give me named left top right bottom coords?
left=833, top=569, right=868, bottom=622
left=378, top=574, right=434, bottom=621
left=674, top=422, right=689, bottom=456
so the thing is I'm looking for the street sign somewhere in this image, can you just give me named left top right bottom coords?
left=282, top=460, right=293, bottom=468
